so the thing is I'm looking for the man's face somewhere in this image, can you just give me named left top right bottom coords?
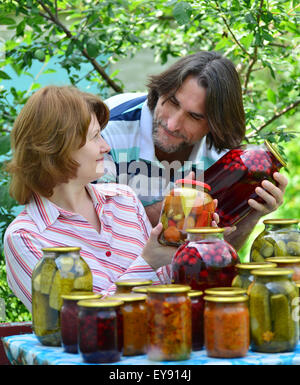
left=152, top=76, right=210, bottom=153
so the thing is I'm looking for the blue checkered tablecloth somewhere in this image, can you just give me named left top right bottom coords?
left=2, top=334, right=300, bottom=365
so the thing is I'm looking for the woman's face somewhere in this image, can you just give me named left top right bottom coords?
left=72, top=113, right=111, bottom=183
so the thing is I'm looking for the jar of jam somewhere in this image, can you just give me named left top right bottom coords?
left=266, top=257, right=300, bottom=281
left=231, top=262, right=277, bottom=291
left=31, top=246, right=93, bottom=346
left=249, top=268, right=299, bottom=353
left=204, top=295, right=250, bottom=358
left=188, top=290, right=204, bottom=351
left=205, top=287, right=247, bottom=296
left=147, top=284, right=191, bottom=361
left=60, top=291, right=101, bottom=353
left=204, top=140, right=287, bottom=227
left=77, top=299, right=123, bottom=363
left=250, top=219, right=300, bottom=261
left=109, top=293, right=147, bottom=356
left=172, top=228, right=239, bottom=292
left=115, top=279, right=153, bottom=294
left=158, top=179, right=214, bottom=246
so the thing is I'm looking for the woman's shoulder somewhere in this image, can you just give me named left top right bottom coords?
left=4, top=208, right=37, bottom=239
left=91, top=183, right=139, bottom=204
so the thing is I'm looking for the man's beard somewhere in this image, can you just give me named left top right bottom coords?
left=152, top=119, right=190, bottom=154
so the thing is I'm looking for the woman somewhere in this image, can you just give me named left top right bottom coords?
left=4, top=85, right=178, bottom=311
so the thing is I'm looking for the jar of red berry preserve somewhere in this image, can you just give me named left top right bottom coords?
left=77, top=299, right=123, bottom=363
left=204, top=140, right=287, bottom=227
left=172, top=228, right=239, bottom=292
left=158, top=179, right=214, bottom=246
left=60, top=291, right=101, bottom=353
left=188, top=290, right=204, bottom=351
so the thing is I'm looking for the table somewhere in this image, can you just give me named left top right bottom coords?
left=2, top=334, right=300, bottom=365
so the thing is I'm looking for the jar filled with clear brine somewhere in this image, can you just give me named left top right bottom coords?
left=231, top=262, right=277, bottom=291
left=31, top=247, right=93, bottom=346
left=158, top=180, right=214, bottom=246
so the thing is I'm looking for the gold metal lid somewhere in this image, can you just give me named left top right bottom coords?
left=295, top=281, right=300, bottom=288
left=147, top=284, right=191, bottom=294
left=61, top=292, right=102, bottom=301
left=115, top=279, right=153, bottom=287
left=42, top=246, right=81, bottom=253
left=77, top=299, right=124, bottom=308
left=264, top=140, right=287, bottom=168
left=236, top=262, right=277, bottom=270
left=204, top=287, right=247, bottom=296
left=204, top=295, right=248, bottom=303
left=251, top=267, right=294, bottom=276
left=188, top=290, right=203, bottom=297
left=186, top=227, right=224, bottom=234
left=109, top=293, right=147, bottom=302
left=266, top=257, right=300, bottom=264
left=263, top=218, right=299, bottom=225
left=132, top=285, right=152, bottom=293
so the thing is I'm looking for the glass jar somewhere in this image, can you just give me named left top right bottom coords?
left=172, top=228, right=239, bottom=292
left=205, top=287, right=247, bottom=296
left=147, top=285, right=191, bottom=361
left=249, top=268, right=299, bottom=353
left=109, top=293, right=147, bottom=356
left=188, top=290, right=204, bottom=351
left=60, top=291, right=101, bottom=353
left=204, top=295, right=250, bottom=358
left=158, top=179, right=214, bottom=246
left=250, top=219, right=300, bottom=261
left=204, top=140, right=287, bottom=227
left=231, top=262, right=277, bottom=291
left=78, top=299, right=123, bottom=363
left=31, top=246, right=93, bottom=346
left=115, top=279, right=153, bottom=294
left=266, top=257, right=300, bottom=281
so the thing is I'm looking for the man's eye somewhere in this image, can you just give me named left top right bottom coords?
left=169, top=96, right=179, bottom=106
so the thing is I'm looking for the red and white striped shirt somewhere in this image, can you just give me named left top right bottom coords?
left=4, top=183, right=171, bottom=311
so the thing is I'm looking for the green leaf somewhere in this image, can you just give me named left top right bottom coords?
left=0, top=70, right=11, bottom=80
left=240, top=33, right=254, bottom=49
left=0, top=17, right=16, bottom=25
left=86, top=38, right=99, bottom=58
left=0, top=135, right=11, bottom=156
left=173, top=2, right=193, bottom=25
left=34, top=49, right=45, bottom=61
left=267, top=88, right=276, bottom=104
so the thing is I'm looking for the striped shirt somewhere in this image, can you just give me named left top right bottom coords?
left=101, top=93, right=228, bottom=207
left=4, top=183, right=171, bottom=311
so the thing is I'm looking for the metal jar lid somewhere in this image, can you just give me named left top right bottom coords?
left=204, top=287, right=247, bottom=296
left=264, top=140, right=287, bottom=168
left=109, top=293, right=147, bottom=302
left=236, top=262, right=277, bottom=270
left=115, top=279, right=153, bottom=287
left=251, top=267, right=294, bottom=276
left=263, top=218, right=299, bottom=225
left=77, top=299, right=124, bottom=308
left=186, top=227, right=225, bottom=234
left=188, top=290, right=203, bottom=298
left=266, top=257, right=300, bottom=264
left=42, top=246, right=81, bottom=253
left=147, top=284, right=191, bottom=294
left=132, top=285, right=153, bottom=293
left=61, top=292, right=102, bottom=301
left=204, top=295, right=249, bottom=303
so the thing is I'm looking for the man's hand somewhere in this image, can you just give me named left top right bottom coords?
left=248, top=172, right=288, bottom=216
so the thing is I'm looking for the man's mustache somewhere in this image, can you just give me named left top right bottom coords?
left=154, top=120, right=187, bottom=140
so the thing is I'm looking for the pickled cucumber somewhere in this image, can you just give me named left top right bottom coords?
left=49, top=271, right=74, bottom=310
left=274, top=240, right=287, bottom=256
left=250, top=283, right=271, bottom=346
left=250, top=249, right=264, bottom=262
left=33, top=274, right=41, bottom=292
left=260, top=240, right=274, bottom=258
left=231, top=275, right=243, bottom=288
left=40, top=260, right=56, bottom=294
left=73, top=272, right=93, bottom=291
left=58, top=256, right=74, bottom=272
left=270, top=294, right=294, bottom=343
left=287, top=242, right=300, bottom=256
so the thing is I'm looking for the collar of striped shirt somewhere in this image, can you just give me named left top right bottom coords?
left=26, top=183, right=121, bottom=233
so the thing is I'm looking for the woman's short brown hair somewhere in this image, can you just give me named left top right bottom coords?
left=6, top=85, right=109, bottom=205
left=147, top=51, right=245, bottom=151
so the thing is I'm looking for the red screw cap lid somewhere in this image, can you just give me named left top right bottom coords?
left=175, top=179, right=211, bottom=191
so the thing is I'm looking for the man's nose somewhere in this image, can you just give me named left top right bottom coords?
left=167, top=110, right=184, bottom=132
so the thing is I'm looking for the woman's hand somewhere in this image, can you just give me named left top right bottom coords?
left=142, top=223, right=178, bottom=271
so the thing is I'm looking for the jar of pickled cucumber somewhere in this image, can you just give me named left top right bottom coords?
left=115, top=279, right=153, bottom=294
left=249, top=268, right=299, bottom=353
left=158, top=180, right=214, bottom=246
left=231, top=262, right=277, bottom=291
left=61, top=291, right=101, bottom=353
left=31, top=247, right=93, bottom=346
left=188, top=290, right=204, bottom=351
left=204, top=140, right=287, bottom=227
left=147, top=285, right=192, bottom=361
left=250, top=219, right=300, bottom=262
left=110, top=293, right=147, bottom=356
left=266, top=257, right=300, bottom=281
left=78, top=299, right=123, bottom=363
left=205, top=287, right=247, bottom=296
left=204, top=295, right=250, bottom=358
left=172, top=228, right=239, bottom=292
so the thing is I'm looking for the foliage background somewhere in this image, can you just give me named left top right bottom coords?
left=0, top=0, right=299, bottom=321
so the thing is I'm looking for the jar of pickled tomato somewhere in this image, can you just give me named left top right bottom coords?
left=61, top=291, right=101, bottom=353
left=204, top=140, right=287, bottom=227
left=147, top=285, right=191, bottom=361
left=188, top=290, right=204, bottom=351
left=78, top=299, right=123, bottom=363
left=159, top=179, right=214, bottom=246
left=172, top=228, right=239, bottom=292
left=204, top=295, right=250, bottom=358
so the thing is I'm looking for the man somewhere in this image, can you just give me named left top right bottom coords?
left=100, top=51, right=287, bottom=250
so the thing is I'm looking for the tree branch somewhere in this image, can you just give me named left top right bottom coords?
left=247, top=100, right=300, bottom=138
left=36, top=0, right=123, bottom=93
